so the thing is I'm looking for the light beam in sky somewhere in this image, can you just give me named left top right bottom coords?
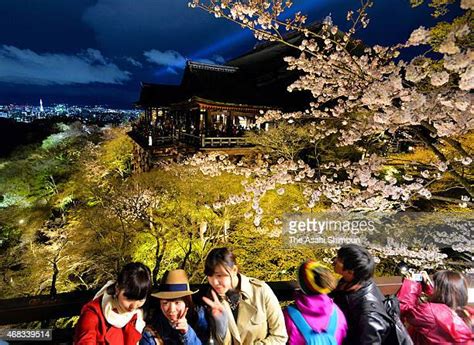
left=151, top=0, right=331, bottom=83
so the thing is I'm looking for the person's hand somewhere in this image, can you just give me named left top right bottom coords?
left=203, top=289, right=225, bottom=318
left=172, top=307, right=189, bottom=334
left=421, top=271, right=433, bottom=287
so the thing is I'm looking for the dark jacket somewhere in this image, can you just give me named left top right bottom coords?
left=331, top=280, right=391, bottom=345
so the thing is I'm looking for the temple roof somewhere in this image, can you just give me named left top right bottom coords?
left=136, top=24, right=331, bottom=111
left=180, top=61, right=272, bottom=106
left=137, top=61, right=279, bottom=109
left=136, top=83, right=182, bottom=107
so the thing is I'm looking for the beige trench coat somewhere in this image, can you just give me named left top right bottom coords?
left=215, top=274, right=288, bottom=345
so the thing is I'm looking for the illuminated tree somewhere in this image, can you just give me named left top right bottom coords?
left=0, top=123, right=102, bottom=298
left=185, top=0, right=473, bottom=268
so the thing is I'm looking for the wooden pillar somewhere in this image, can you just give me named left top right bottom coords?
left=132, top=141, right=151, bottom=173
left=199, top=108, right=205, bottom=147
left=199, top=109, right=205, bottom=132
left=145, top=108, right=151, bottom=123
left=186, top=109, right=191, bottom=133
left=205, top=110, right=211, bottom=136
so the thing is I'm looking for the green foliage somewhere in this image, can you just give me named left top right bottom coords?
left=101, top=128, right=134, bottom=178
left=428, top=13, right=474, bottom=50
left=0, top=124, right=104, bottom=298
left=41, top=132, right=70, bottom=150
left=410, top=0, right=457, bottom=17
left=245, top=123, right=314, bottom=160
left=0, top=221, right=21, bottom=249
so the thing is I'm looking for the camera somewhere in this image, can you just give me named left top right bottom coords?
left=396, top=262, right=423, bottom=281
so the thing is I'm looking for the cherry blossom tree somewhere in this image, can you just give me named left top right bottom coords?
left=188, top=0, right=472, bottom=208
left=186, top=0, right=473, bottom=267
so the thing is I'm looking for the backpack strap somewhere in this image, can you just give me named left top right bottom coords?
left=326, top=306, right=338, bottom=336
left=287, top=305, right=315, bottom=341
left=287, top=305, right=339, bottom=340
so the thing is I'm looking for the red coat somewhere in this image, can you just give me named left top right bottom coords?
left=74, top=296, right=143, bottom=345
left=397, top=279, right=473, bottom=345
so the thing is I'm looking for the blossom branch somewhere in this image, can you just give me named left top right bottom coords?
left=416, top=131, right=474, bottom=197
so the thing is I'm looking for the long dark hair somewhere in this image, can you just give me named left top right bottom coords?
left=146, top=295, right=201, bottom=342
left=106, top=262, right=152, bottom=300
left=430, top=270, right=471, bottom=328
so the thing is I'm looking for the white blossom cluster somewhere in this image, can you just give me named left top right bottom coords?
left=105, top=187, right=158, bottom=224
left=370, top=244, right=448, bottom=270
left=189, top=0, right=307, bottom=35
left=186, top=152, right=433, bottom=215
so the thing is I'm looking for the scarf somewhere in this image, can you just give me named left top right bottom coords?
left=94, top=280, right=146, bottom=334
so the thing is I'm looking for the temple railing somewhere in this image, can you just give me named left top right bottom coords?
left=203, top=136, right=249, bottom=147
left=132, top=127, right=253, bottom=149
left=152, top=135, right=175, bottom=146
left=180, top=132, right=201, bottom=146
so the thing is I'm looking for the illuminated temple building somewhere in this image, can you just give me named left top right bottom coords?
left=131, top=28, right=315, bottom=155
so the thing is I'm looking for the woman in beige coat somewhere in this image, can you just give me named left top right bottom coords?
left=202, top=247, right=288, bottom=345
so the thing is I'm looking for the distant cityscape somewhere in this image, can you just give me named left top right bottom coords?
left=0, top=99, right=142, bottom=124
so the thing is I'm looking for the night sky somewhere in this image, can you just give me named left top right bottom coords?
left=0, top=0, right=459, bottom=108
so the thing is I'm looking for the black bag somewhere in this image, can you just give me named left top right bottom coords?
left=381, top=295, right=413, bottom=345
left=383, top=294, right=401, bottom=319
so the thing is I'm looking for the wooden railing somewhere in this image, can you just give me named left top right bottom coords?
left=180, top=132, right=201, bottom=146
left=131, top=129, right=252, bottom=149
left=203, top=136, right=249, bottom=147
left=0, top=277, right=404, bottom=326
left=152, top=135, right=174, bottom=146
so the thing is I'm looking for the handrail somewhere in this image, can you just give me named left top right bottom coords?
left=181, top=132, right=200, bottom=140
left=131, top=129, right=253, bottom=148
left=180, top=132, right=201, bottom=146
left=203, top=136, right=249, bottom=147
left=0, top=277, right=404, bottom=325
left=152, top=135, right=174, bottom=145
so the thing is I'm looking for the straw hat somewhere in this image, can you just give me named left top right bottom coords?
left=152, top=269, right=198, bottom=299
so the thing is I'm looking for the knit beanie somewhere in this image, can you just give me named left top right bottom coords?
left=298, top=260, right=336, bottom=295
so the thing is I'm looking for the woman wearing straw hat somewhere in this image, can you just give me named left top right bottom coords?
left=140, top=269, right=222, bottom=345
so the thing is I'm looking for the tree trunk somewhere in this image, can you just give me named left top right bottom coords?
left=153, top=238, right=167, bottom=288
left=180, top=234, right=193, bottom=270
left=417, top=131, right=474, bottom=198
left=50, top=260, right=59, bottom=297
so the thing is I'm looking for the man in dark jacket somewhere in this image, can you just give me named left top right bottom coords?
left=330, top=244, right=392, bottom=345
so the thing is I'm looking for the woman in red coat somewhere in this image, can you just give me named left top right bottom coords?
left=74, top=262, right=152, bottom=345
left=398, top=270, right=473, bottom=345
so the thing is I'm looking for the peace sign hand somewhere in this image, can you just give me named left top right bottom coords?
left=172, top=307, right=189, bottom=334
left=202, top=290, right=225, bottom=318
left=203, top=290, right=228, bottom=339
